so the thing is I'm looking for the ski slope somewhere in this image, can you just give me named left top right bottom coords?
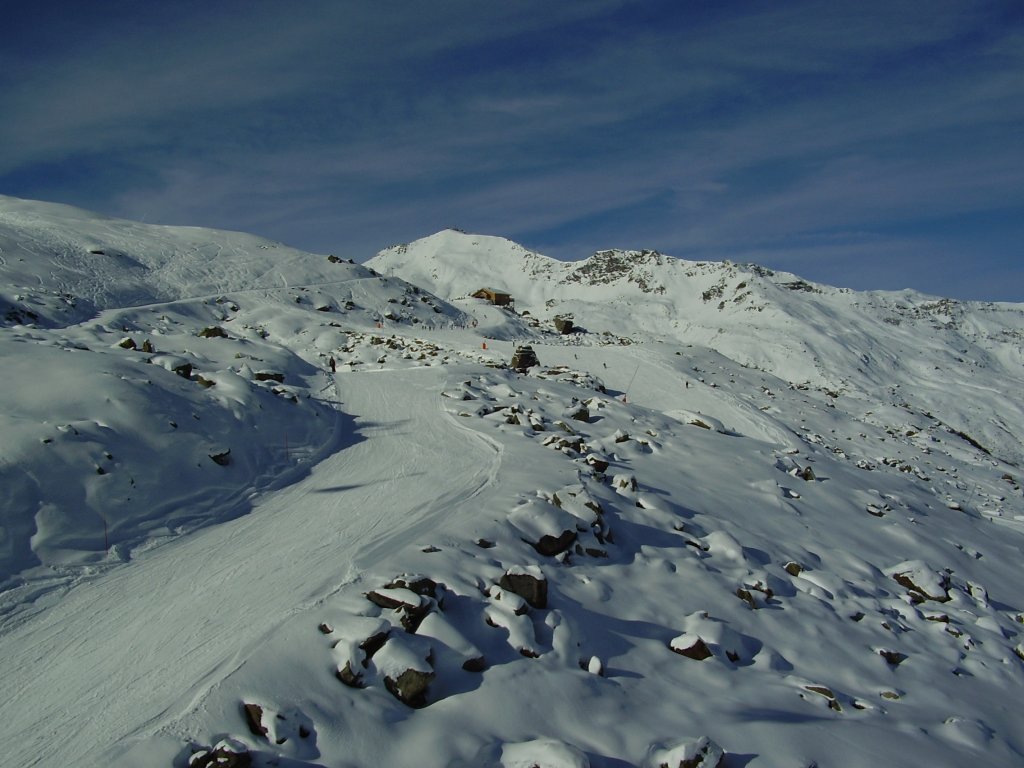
left=0, top=366, right=499, bottom=767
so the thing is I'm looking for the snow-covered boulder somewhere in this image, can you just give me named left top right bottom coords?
left=643, top=736, right=724, bottom=768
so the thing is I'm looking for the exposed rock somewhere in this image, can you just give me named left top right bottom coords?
left=735, top=586, right=769, bottom=609
left=209, top=449, right=231, bottom=466
left=783, top=561, right=803, bottom=577
left=242, top=702, right=267, bottom=738
left=173, top=362, right=193, bottom=379
left=335, top=660, right=364, bottom=688
left=366, top=587, right=421, bottom=611
left=499, top=568, right=548, bottom=609
left=359, top=630, right=390, bottom=666
left=366, top=587, right=433, bottom=632
left=487, top=585, right=530, bottom=616
left=511, top=345, right=540, bottom=371
left=382, top=664, right=434, bottom=708
left=385, top=574, right=439, bottom=599
left=253, top=371, right=286, bottom=383
left=118, top=337, right=136, bottom=350
left=879, top=649, right=908, bottom=666
left=891, top=564, right=952, bottom=603
left=189, top=738, right=253, bottom=768
left=198, top=326, right=229, bottom=338
left=669, top=634, right=713, bottom=661
left=531, top=528, right=578, bottom=557
left=141, top=339, right=155, bottom=353
left=553, top=315, right=575, bottom=334
left=803, top=685, right=842, bottom=711
left=569, top=405, right=590, bottom=422
left=644, top=735, right=725, bottom=768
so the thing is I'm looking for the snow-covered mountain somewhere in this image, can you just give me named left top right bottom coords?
left=2, top=199, right=1023, bottom=768
left=370, top=230, right=1024, bottom=467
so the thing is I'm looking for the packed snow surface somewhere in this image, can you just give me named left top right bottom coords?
left=1, top=199, right=1023, bottom=767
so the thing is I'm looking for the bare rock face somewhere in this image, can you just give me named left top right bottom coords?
left=499, top=568, right=548, bottom=609
left=359, top=630, right=390, bottom=664
left=511, top=345, right=540, bottom=371
left=242, top=702, right=267, bottom=738
left=383, top=667, right=435, bottom=708
left=532, top=528, right=578, bottom=557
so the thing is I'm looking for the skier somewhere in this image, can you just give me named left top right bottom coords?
left=329, top=357, right=336, bottom=373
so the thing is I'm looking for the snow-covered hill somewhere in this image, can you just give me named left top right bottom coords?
left=0, top=196, right=467, bottom=601
left=1, top=200, right=1023, bottom=768
left=369, top=230, right=1024, bottom=467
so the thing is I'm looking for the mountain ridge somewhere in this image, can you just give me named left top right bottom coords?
left=369, top=229, right=1024, bottom=466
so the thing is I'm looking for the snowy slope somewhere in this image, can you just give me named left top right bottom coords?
left=1, top=201, right=1023, bottom=768
left=0, top=196, right=468, bottom=607
left=369, top=231, right=1024, bottom=468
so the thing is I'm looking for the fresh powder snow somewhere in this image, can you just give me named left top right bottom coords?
left=1, top=196, right=1023, bottom=767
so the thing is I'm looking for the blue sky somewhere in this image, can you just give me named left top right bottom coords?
left=2, top=1, right=1021, bottom=300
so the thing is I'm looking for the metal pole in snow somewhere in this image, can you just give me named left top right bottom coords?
left=623, top=363, right=641, bottom=403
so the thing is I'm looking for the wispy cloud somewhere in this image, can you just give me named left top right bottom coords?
left=2, top=0, right=1021, bottom=299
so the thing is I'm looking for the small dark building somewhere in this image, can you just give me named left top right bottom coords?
left=511, top=344, right=539, bottom=371
left=472, top=287, right=513, bottom=306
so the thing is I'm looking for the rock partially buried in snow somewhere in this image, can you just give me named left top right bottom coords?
left=242, top=702, right=267, bottom=738
left=499, top=565, right=548, bottom=609
left=188, top=738, right=252, bottom=768
left=509, top=498, right=580, bottom=557
left=374, top=636, right=435, bottom=707
left=669, top=634, right=713, bottom=661
left=888, top=560, right=952, bottom=603
left=643, top=736, right=724, bottom=768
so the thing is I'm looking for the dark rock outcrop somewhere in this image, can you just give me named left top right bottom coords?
left=499, top=569, right=548, bottom=609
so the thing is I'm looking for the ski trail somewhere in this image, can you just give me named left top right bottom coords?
left=0, top=366, right=499, bottom=767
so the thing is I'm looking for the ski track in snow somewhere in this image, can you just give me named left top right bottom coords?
left=0, top=366, right=499, bottom=768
